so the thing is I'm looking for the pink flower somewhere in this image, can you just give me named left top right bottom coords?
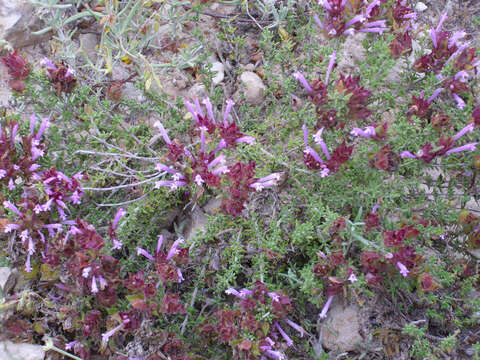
left=319, top=295, right=334, bottom=319
left=396, top=262, right=409, bottom=277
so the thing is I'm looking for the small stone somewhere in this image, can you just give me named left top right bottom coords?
left=0, top=0, right=46, bottom=48
left=0, top=341, right=45, bottom=360
left=0, top=266, right=12, bottom=291
left=337, top=32, right=366, bottom=74
left=321, top=300, right=362, bottom=352
left=188, top=83, right=207, bottom=99
left=183, top=207, right=208, bottom=242
left=203, top=197, right=222, bottom=215
left=243, top=63, right=255, bottom=72
left=210, top=61, right=225, bottom=85
left=415, top=2, right=427, bottom=12
left=239, top=71, right=265, bottom=105
left=79, top=33, right=98, bottom=62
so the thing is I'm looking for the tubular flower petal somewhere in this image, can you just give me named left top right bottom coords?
left=319, top=295, right=334, bottom=319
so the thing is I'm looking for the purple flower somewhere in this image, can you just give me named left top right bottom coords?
left=154, top=180, right=187, bottom=190
left=313, top=128, right=330, bottom=160
left=325, top=51, right=336, bottom=84
left=153, top=121, right=172, bottom=144
left=396, top=262, right=409, bottom=277
left=285, top=318, right=306, bottom=337
left=293, top=71, right=313, bottom=93
left=275, top=321, right=293, bottom=347
left=319, top=295, right=334, bottom=319
left=454, top=123, right=474, bottom=141
left=41, top=58, right=57, bottom=71
left=35, top=117, right=49, bottom=140
left=137, top=247, right=155, bottom=262
left=445, top=142, right=477, bottom=155
left=112, top=208, right=126, bottom=229
left=202, top=97, right=215, bottom=123
left=0, top=169, right=6, bottom=179
left=348, top=272, right=358, bottom=283
left=224, top=99, right=235, bottom=126
left=400, top=151, right=416, bottom=159
left=101, top=324, right=123, bottom=344
left=166, top=238, right=184, bottom=261
left=427, top=88, right=443, bottom=103
left=91, top=275, right=99, bottom=293
left=3, top=200, right=22, bottom=216
left=452, top=93, right=465, bottom=109
left=350, top=126, right=376, bottom=138
left=250, top=173, right=281, bottom=191
left=30, top=114, right=37, bottom=135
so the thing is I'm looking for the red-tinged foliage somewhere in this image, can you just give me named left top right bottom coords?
left=317, top=109, right=341, bottom=130
left=119, top=310, right=142, bottom=331
left=383, top=225, right=419, bottom=248
left=326, top=141, right=354, bottom=173
left=390, top=30, right=413, bottom=57
left=83, top=310, right=102, bottom=338
left=337, top=74, right=372, bottom=120
left=167, top=142, right=185, bottom=162
left=329, top=217, right=346, bottom=233
left=197, top=114, right=216, bottom=135
left=418, top=273, right=440, bottom=292
left=161, top=292, right=186, bottom=315
left=431, top=112, right=451, bottom=130
left=392, top=1, right=415, bottom=25
left=361, top=251, right=386, bottom=274
left=221, top=161, right=256, bottom=217
left=472, top=107, right=480, bottom=127
left=46, top=63, right=77, bottom=95
left=303, top=150, right=324, bottom=170
left=218, top=122, right=247, bottom=148
left=369, top=144, right=399, bottom=171
left=391, top=245, right=421, bottom=272
left=162, top=337, right=191, bottom=360
left=314, top=251, right=345, bottom=277
left=443, top=77, right=470, bottom=95
left=124, top=270, right=146, bottom=292
left=1, top=50, right=30, bottom=80
left=271, top=291, right=292, bottom=319
left=310, top=79, right=329, bottom=106
left=454, top=47, right=478, bottom=71
left=413, top=31, right=457, bottom=73
left=407, top=93, right=431, bottom=121
left=364, top=212, right=380, bottom=231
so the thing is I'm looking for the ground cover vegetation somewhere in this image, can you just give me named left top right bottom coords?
left=0, top=0, right=480, bottom=359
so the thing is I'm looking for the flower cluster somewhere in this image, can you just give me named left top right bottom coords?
left=301, top=125, right=353, bottom=177
left=313, top=0, right=388, bottom=38
left=41, top=58, right=77, bottom=95
left=153, top=98, right=280, bottom=216
left=389, top=1, right=418, bottom=58
left=1, top=50, right=31, bottom=92
left=0, top=116, right=49, bottom=188
left=199, top=281, right=304, bottom=360
left=400, top=123, right=477, bottom=163
left=294, top=52, right=373, bottom=129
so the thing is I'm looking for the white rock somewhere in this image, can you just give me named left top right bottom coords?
left=239, top=71, right=265, bottom=105
left=79, top=33, right=98, bottom=62
left=0, top=341, right=45, bottom=360
left=0, top=0, right=45, bottom=48
left=415, top=2, right=427, bottom=12
left=0, top=266, right=12, bottom=291
left=0, top=64, right=12, bottom=107
left=188, top=83, right=207, bottom=99
left=321, top=300, right=362, bottom=352
left=210, top=61, right=225, bottom=85
left=337, top=32, right=366, bottom=74
left=183, top=207, right=208, bottom=242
